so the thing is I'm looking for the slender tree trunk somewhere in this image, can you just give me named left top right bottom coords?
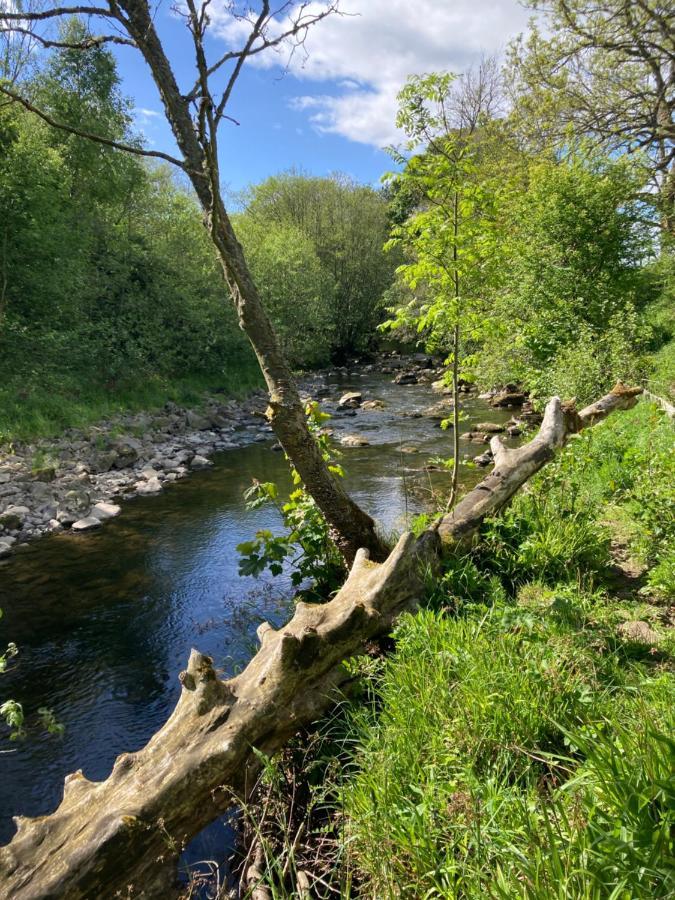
left=447, top=190, right=461, bottom=510
left=116, top=0, right=387, bottom=565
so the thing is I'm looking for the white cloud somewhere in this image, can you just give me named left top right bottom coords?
left=211, top=0, right=531, bottom=148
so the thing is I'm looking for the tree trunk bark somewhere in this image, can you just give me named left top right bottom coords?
left=0, top=385, right=642, bottom=900
left=115, top=0, right=387, bottom=566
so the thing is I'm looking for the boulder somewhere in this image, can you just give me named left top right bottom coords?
left=340, top=434, right=370, bottom=448
left=474, top=450, right=494, bottom=467
left=393, top=372, right=418, bottom=385
left=71, top=516, right=102, bottom=532
left=32, top=466, right=57, bottom=483
left=490, top=391, right=527, bottom=408
left=431, top=379, right=452, bottom=395
left=185, top=410, right=211, bottom=430
left=190, top=455, right=213, bottom=470
left=0, top=505, right=30, bottom=529
left=361, top=399, right=385, bottom=411
left=617, top=620, right=661, bottom=645
left=399, top=445, right=419, bottom=454
left=338, top=391, right=363, bottom=409
left=474, top=422, right=505, bottom=433
left=110, top=437, right=142, bottom=469
left=91, top=502, right=121, bottom=521
left=135, top=477, right=162, bottom=496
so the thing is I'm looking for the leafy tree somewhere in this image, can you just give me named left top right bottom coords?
left=508, top=0, right=675, bottom=235
left=235, top=217, right=335, bottom=367
left=382, top=72, right=507, bottom=506
left=477, top=148, right=652, bottom=401
left=243, top=172, right=397, bottom=357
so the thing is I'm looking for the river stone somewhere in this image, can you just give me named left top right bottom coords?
left=0, top=505, right=30, bottom=528
left=91, top=450, right=118, bottom=474
left=490, top=391, right=527, bottom=408
left=431, top=379, right=452, bottom=395
left=507, top=424, right=524, bottom=437
left=110, top=437, right=142, bottom=469
left=474, top=422, right=505, bottom=433
left=361, top=399, right=385, bottom=410
left=338, top=391, right=362, bottom=408
left=185, top=410, right=211, bottom=430
left=394, top=372, right=418, bottom=385
left=71, top=516, right=102, bottom=532
left=190, top=455, right=213, bottom=470
left=32, top=466, right=57, bottom=483
left=91, top=502, right=121, bottom=520
left=474, top=450, right=494, bottom=467
left=135, top=477, right=162, bottom=495
left=341, top=434, right=370, bottom=447
left=399, top=445, right=419, bottom=454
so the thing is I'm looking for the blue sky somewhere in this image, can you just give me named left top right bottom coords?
left=113, top=0, right=532, bottom=195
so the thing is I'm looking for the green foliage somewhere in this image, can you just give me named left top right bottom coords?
left=0, top=33, right=257, bottom=442
left=237, top=403, right=346, bottom=597
left=476, top=149, right=653, bottom=402
left=241, top=170, right=397, bottom=356
left=234, top=217, right=335, bottom=367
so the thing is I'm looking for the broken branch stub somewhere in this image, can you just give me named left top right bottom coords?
left=0, top=386, right=643, bottom=899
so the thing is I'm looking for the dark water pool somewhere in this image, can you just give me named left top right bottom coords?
left=0, top=373, right=512, bottom=862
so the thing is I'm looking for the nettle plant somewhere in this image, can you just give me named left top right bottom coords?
left=237, top=403, right=346, bottom=599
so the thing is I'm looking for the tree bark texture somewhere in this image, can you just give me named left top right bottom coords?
left=0, top=385, right=643, bottom=900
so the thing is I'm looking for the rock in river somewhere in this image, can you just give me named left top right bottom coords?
left=338, top=391, right=363, bottom=409
left=71, top=516, right=102, bottom=532
left=341, top=434, right=370, bottom=448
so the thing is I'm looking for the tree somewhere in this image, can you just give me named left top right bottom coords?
left=0, top=1, right=386, bottom=564
left=383, top=70, right=506, bottom=507
left=243, top=171, right=396, bottom=357
left=508, top=0, right=675, bottom=235
left=235, top=216, right=335, bottom=367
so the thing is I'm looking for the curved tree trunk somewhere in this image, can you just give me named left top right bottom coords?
left=0, top=386, right=643, bottom=900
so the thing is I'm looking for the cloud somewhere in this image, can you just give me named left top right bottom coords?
left=210, top=0, right=531, bottom=148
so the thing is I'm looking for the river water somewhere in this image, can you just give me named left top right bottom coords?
left=0, top=371, right=512, bottom=867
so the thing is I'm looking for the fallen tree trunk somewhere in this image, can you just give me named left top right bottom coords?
left=0, top=385, right=642, bottom=899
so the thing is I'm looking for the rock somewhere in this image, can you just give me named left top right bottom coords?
left=90, top=450, right=118, bottom=474
left=338, top=391, right=363, bottom=409
left=0, top=505, right=30, bottom=529
left=47, top=519, right=63, bottom=532
left=135, top=477, right=162, bottom=495
left=110, top=437, right=142, bottom=469
left=63, top=488, right=90, bottom=512
left=190, top=455, right=213, bottom=470
left=465, top=432, right=490, bottom=443
left=490, top=391, right=527, bottom=408
left=399, top=445, right=419, bottom=454
left=271, top=442, right=284, bottom=452
left=423, top=401, right=454, bottom=420
left=474, top=450, right=494, bottom=467
left=32, top=466, right=57, bottom=482
left=71, top=516, right=102, bottom=532
left=507, top=425, right=524, bottom=437
left=431, top=379, right=452, bottom=395
left=0, top=541, right=12, bottom=558
left=617, top=620, right=661, bottom=645
left=140, top=467, right=160, bottom=480
left=474, top=422, right=505, bottom=433
left=393, top=372, right=418, bottom=385
left=361, top=399, right=385, bottom=410
left=91, top=502, right=121, bottom=520
left=340, top=434, right=370, bottom=448
left=478, top=391, right=495, bottom=401
left=185, top=410, right=211, bottom=430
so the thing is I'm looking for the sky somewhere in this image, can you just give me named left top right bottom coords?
left=115, top=0, right=534, bottom=196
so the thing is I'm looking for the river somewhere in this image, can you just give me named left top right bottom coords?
left=0, top=370, right=513, bottom=876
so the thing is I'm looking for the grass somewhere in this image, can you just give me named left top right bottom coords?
left=230, top=398, right=674, bottom=899
left=0, top=361, right=263, bottom=446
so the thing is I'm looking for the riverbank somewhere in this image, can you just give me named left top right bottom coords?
left=0, top=353, right=464, bottom=558
left=225, top=398, right=674, bottom=900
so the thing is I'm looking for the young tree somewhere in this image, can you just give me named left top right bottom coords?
left=383, top=69, right=506, bottom=508
left=0, top=1, right=386, bottom=564
left=508, top=0, right=675, bottom=235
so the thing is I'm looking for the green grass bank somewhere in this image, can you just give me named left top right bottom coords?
left=235, top=398, right=674, bottom=899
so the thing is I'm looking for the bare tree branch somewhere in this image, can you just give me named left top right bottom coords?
left=0, top=24, right=136, bottom=49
